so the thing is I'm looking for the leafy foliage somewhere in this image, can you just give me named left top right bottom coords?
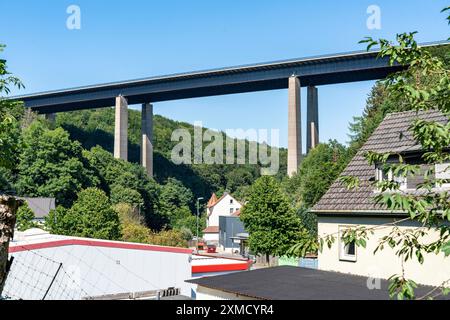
left=337, top=18, right=449, bottom=300
left=56, top=108, right=286, bottom=199
left=147, top=229, right=188, bottom=248
left=46, top=188, right=121, bottom=240
left=16, top=122, right=99, bottom=207
left=0, top=44, right=23, bottom=170
left=15, top=202, right=36, bottom=231
left=284, top=140, right=349, bottom=208
left=240, top=176, right=308, bottom=265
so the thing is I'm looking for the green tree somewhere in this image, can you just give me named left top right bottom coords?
left=16, top=122, right=98, bottom=207
left=147, top=229, right=188, bottom=248
left=225, top=167, right=257, bottom=193
left=285, top=140, right=348, bottom=208
left=115, top=203, right=149, bottom=243
left=173, top=211, right=206, bottom=238
left=84, top=146, right=162, bottom=229
left=160, top=178, right=193, bottom=210
left=110, top=184, right=144, bottom=210
left=46, top=188, right=121, bottom=240
left=0, top=44, right=23, bottom=170
left=0, top=43, right=25, bottom=296
left=15, top=202, right=36, bottom=231
left=240, top=176, right=308, bottom=265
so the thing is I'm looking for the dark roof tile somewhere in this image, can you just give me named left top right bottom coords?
left=312, top=109, right=448, bottom=213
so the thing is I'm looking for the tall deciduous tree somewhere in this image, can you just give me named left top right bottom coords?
left=285, top=140, right=348, bottom=208
left=16, top=122, right=99, bottom=207
left=240, top=176, right=307, bottom=265
left=84, top=146, right=162, bottom=229
left=0, top=44, right=24, bottom=297
left=46, top=188, right=121, bottom=240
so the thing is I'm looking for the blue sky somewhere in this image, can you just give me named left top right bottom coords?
left=1, top=0, right=448, bottom=149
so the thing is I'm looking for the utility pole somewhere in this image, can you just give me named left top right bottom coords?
left=196, top=197, right=204, bottom=252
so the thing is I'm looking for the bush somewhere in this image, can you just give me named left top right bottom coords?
left=110, top=185, right=144, bottom=210
left=147, top=229, right=188, bottom=248
left=115, top=203, right=144, bottom=225
left=45, top=188, right=121, bottom=240
left=121, top=223, right=150, bottom=244
left=16, top=202, right=36, bottom=231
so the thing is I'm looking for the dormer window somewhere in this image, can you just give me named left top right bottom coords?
left=375, top=162, right=450, bottom=191
left=230, top=199, right=233, bottom=204
left=375, top=165, right=407, bottom=191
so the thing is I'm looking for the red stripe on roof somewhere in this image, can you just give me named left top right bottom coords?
left=9, top=239, right=192, bottom=254
left=192, top=262, right=250, bottom=274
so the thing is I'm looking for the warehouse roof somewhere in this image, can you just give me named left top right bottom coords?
left=186, top=266, right=442, bottom=300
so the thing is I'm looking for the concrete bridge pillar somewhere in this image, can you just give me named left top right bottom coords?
left=141, top=103, right=154, bottom=177
left=307, top=86, right=319, bottom=152
left=114, top=95, right=128, bottom=160
left=45, top=113, right=56, bottom=124
left=287, top=76, right=302, bottom=177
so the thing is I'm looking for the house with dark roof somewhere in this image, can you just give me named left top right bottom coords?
left=311, top=109, right=450, bottom=287
left=19, top=197, right=56, bottom=224
left=203, top=192, right=242, bottom=244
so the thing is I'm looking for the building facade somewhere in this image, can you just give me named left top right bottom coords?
left=312, top=110, right=450, bottom=287
left=203, top=193, right=242, bottom=244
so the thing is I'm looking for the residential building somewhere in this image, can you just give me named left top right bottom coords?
left=312, top=110, right=450, bottom=287
left=19, top=197, right=55, bottom=224
left=203, top=192, right=242, bottom=244
left=218, top=215, right=247, bottom=254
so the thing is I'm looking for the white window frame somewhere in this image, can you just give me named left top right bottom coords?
left=375, top=166, right=407, bottom=191
left=339, top=226, right=357, bottom=262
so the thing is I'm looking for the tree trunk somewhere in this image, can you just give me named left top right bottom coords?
left=266, top=253, right=270, bottom=267
left=0, top=195, right=21, bottom=297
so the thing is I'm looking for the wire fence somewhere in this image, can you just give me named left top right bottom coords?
left=1, top=241, right=162, bottom=300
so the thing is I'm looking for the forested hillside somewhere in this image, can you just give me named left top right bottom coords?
left=56, top=108, right=287, bottom=201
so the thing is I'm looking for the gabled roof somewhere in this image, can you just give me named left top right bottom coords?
left=208, top=192, right=229, bottom=209
left=207, top=192, right=243, bottom=217
left=202, top=226, right=219, bottom=234
left=207, top=193, right=218, bottom=208
left=19, top=197, right=55, bottom=218
left=312, top=109, right=448, bottom=213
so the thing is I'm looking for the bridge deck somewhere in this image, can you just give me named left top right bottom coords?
left=11, top=41, right=448, bottom=114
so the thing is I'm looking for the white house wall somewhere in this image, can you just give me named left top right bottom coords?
left=195, top=286, right=257, bottom=300
left=208, top=194, right=241, bottom=227
left=317, top=215, right=450, bottom=287
left=203, top=233, right=219, bottom=243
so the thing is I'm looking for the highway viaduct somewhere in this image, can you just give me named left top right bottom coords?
left=11, top=42, right=447, bottom=177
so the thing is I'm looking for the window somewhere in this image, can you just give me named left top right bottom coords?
left=230, top=199, right=234, bottom=204
left=230, top=208, right=234, bottom=214
left=375, top=165, right=407, bottom=191
left=339, top=227, right=357, bottom=262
